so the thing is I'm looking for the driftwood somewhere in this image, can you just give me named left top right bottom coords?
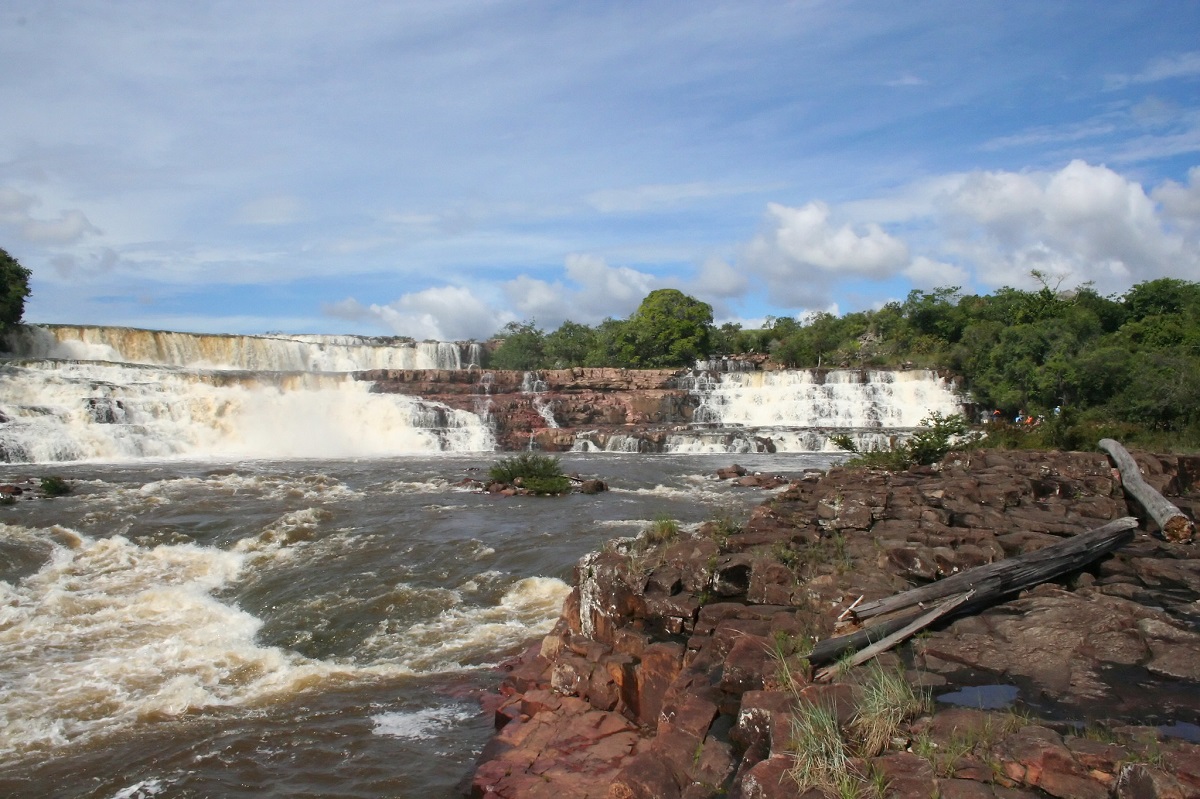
left=815, top=591, right=974, bottom=681
left=808, top=516, right=1138, bottom=666
left=1100, top=438, right=1195, bottom=543
left=850, top=516, right=1138, bottom=622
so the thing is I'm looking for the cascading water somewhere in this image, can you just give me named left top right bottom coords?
left=520, top=371, right=558, bottom=430
left=4, top=325, right=470, bottom=372
left=0, top=326, right=495, bottom=463
left=671, top=368, right=967, bottom=453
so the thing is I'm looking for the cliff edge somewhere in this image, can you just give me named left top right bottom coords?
left=466, top=449, right=1200, bottom=799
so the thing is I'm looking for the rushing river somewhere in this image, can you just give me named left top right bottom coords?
left=0, top=452, right=839, bottom=799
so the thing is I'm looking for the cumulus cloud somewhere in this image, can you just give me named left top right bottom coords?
left=736, top=159, right=1200, bottom=307
left=903, top=256, right=969, bottom=288
left=739, top=201, right=910, bottom=306
left=937, top=159, right=1198, bottom=292
left=322, top=285, right=506, bottom=340
left=503, top=254, right=658, bottom=326
left=0, top=186, right=100, bottom=244
left=1153, top=165, right=1200, bottom=234
left=752, top=202, right=909, bottom=276
left=693, top=257, right=748, bottom=298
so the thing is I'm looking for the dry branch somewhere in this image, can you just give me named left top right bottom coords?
left=1100, top=438, right=1195, bottom=543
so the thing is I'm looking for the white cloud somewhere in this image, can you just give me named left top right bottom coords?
left=1107, top=51, right=1200, bottom=89
left=693, top=257, right=748, bottom=298
left=1153, top=165, right=1200, bottom=234
left=323, top=286, right=505, bottom=341
left=733, top=159, right=1200, bottom=308
left=938, top=160, right=1198, bottom=291
left=754, top=202, right=909, bottom=276
left=738, top=201, right=910, bottom=306
left=903, top=256, right=969, bottom=288
left=503, top=254, right=658, bottom=327
left=0, top=186, right=100, bottom=244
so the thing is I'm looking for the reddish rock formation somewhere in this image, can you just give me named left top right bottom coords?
left=358, top=367, right=694, bottom=451
left=467, top=449, right=1200, bottom=798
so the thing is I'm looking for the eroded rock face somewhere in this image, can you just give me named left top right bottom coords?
left=467, top=449, right=1200, bottom=799
left=360, top=367, right=694, bottom=451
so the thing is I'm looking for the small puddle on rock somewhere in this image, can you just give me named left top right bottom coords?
left=936, top=684, right=1020, bottom=710
left=1159, top=721, right=1200, bottom=743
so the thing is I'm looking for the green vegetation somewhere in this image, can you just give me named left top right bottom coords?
left=832, top=412, right=972, bottom=469
left=485, top=289, right=715, bottom=370
left=0, top=246, right=31, bottom=338
left=641, top=514, right=681, bottom=548
left=40, top=476, right=71, bottom=497
left=482, top=276, right=1200, bottom=449
left=487, top=453, right=571, bottom=495
left=765, top=276, right=1200, bottom=450
left=783, top=661, right=928, bottom=797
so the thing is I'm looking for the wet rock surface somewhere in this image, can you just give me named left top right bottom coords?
left=467, top=449, right=1200, bottom=798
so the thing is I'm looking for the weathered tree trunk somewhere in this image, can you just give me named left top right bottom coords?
left=1100, top=438, right=1195, bottom=543
left=808, top=516, right=1138, bottom=665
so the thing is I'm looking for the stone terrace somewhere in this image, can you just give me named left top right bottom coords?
left=468, top=449, right=1200, bottom=799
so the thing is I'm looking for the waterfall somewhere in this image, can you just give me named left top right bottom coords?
left=4, top=325, right=471, bottom=372
left=520, top=371, right=558, bottom=429
left=0, top=356, right=495, bottom=464
left=666, top=368, right=967, bottom=454
left=685, top=369, right=963, bottom=429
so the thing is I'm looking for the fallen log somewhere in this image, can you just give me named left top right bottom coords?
left=808, top=516, right=1138, bottom=665
left=815, top=591, right=975, bottom=681
left=849, top=516, right=1138, bottom=623
left=1100, top=438, right=1195, bottom=543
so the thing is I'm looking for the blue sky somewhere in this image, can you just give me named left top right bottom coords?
left=2, top=1, right=1198, bottom=340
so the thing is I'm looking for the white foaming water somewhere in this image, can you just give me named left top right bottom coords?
left=372, top=704, right=476, bottom=740
left=692, top=369, right=964, bottom=428
left=5, top=325, right=467, bottom=371
left=357, top=576, right=570, bottom=672
left=0, top=524, right=400, bottom=764
left=0, top=359, right=494, bottom=463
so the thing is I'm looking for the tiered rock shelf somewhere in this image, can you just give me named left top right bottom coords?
left=466, top=448, right=1200, bottom=799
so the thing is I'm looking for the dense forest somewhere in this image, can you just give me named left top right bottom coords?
left=487, top=277, right=1200, bottom=450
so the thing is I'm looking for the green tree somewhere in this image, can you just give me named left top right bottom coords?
left=0, top=247, right=31, bottom=335
left=543, top=320, right=596, bottom=368
left=489, top=321, right=546, bottom=370
left=622, top=289, right=715, bottom=368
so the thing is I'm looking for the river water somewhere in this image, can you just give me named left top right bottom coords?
left=0, top=325, right=961, bottom=797
left=0, top=451, right=839, bottom=799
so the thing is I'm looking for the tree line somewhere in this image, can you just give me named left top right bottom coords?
left=488, top=276, right=1200, bottom=448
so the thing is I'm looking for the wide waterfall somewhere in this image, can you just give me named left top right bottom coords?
left=0, top=326, right=494, bottom=463
left=4, top=325, right=468, bottom=372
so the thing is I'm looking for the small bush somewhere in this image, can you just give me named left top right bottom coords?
left=832, top=411, right=971, bottom=470
left=40, top=476, right=71, bottom=497
left=519, top=475, right=572, bottom=495
left=489, top=452, right=564, bottom=483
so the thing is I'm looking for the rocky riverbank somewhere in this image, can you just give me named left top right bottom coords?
left=465, top=449, right=1200, bottom=798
